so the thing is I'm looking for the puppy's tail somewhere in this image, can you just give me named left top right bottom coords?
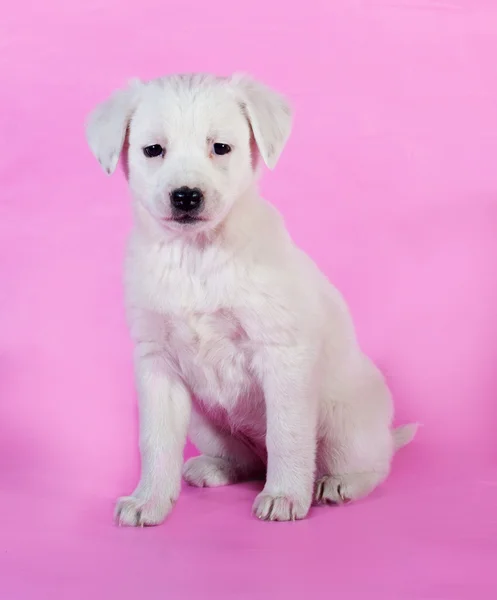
left=392, top=423, right=419, bottom=452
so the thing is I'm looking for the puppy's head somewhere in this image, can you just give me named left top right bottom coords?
left=86, top=74, right=292, bottom=233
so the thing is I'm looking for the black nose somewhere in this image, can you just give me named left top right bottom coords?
left=170, top=187, right=204, bottom=213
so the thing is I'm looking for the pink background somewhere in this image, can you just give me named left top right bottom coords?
left=1, top=1, right=497, bottom=598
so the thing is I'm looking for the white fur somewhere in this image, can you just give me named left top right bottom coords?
left=86, top=73, right=416, bottom=526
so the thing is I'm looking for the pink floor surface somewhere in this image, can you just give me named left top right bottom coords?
left=2, top=1, right=497, bottom=599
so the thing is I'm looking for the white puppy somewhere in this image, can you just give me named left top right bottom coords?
left=86, top=73, right=416, bottom=526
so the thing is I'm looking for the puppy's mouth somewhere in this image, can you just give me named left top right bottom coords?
left=171, top=215, right=205, bottom=224
left=162, top=214, right=208, bottom=226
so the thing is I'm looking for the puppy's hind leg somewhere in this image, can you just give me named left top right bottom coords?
left=183, top=410, right=264, bottom=488
left=314, top=399, right=395, bottom=505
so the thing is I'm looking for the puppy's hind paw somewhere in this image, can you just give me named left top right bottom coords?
left=183, top=455, right=240, bottom=488
left=314, top=472, right=384, bottom=505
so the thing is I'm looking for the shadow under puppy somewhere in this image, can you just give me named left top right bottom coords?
left=86, top=73, right=417, bottom=526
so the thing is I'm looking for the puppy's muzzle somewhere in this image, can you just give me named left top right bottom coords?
left=170, top=187, right=204, bottom=222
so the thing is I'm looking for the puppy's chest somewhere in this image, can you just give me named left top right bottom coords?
left=164, top=308, right=255, bottom=409
left=130, top=246, right=262, bottom=409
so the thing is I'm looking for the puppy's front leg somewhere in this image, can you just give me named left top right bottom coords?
left=253, top=347, right=318, bottom=522
left=116, top=355, right=191, bottom=526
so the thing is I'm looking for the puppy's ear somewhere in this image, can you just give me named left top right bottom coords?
left=230, top=74, right=292, bottom=170
left=85, top=79, right=142, bottom=175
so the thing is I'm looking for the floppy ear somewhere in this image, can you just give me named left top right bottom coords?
left=230, top=73, right=292, bottom=170
left=85, top=79, right=142, bottom=175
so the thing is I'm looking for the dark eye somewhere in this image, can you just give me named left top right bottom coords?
left=143, top=144, right=164, bottom=158
left=213, top=143, right=231, bottom=156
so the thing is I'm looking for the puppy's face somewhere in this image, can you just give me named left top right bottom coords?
left=128, top=76, right=255, bottom=231
left=86, top=74, right=292, bottom=234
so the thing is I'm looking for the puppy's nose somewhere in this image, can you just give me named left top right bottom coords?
left=170, top=187, right=204, bottom=212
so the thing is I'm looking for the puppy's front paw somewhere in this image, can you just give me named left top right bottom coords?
left=252, top=492, right=310, bottom=522
left=115, top=495, right=173, bottom=527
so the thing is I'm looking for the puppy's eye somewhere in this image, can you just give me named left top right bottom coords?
left=213, top=143, right=231, bottom=156
left=143, top=144, right=164, bottom=158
